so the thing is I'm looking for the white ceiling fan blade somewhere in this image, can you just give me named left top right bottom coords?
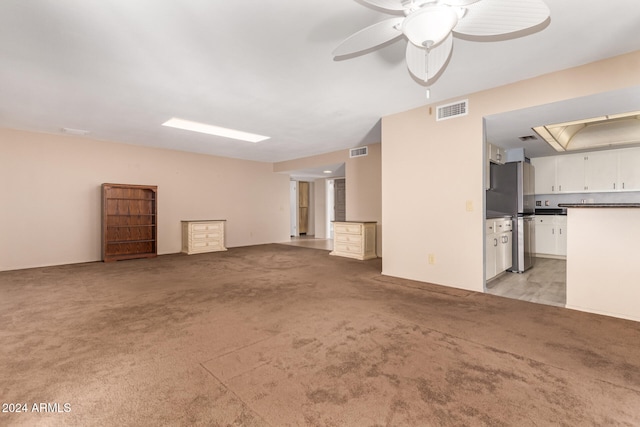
left=440, top=0, right=481, bottom=6
left=360, top=0, right=410, bottom=12
left=332, top=17, right=404, bottom=57
left=405, top=33, right=453, bottom=82
left=453, top=0, right=550, bottom=37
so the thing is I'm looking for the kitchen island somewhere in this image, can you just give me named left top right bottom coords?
left=559, top=203, right=640, bottom=322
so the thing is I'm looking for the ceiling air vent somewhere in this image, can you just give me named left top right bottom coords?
left=349, top=146, right=368, bottom=158
left=519, top=135, right=538, bottom=141
left=436, top=99, right=468, bottom=121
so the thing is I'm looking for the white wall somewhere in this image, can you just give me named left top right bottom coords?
left=566, top=208, right=640, bottom=322
left=382, top=51, right=640, bottom=292
left=274, top=143, right=382, bottom=256
left=0, top=128, right=291, bottom=271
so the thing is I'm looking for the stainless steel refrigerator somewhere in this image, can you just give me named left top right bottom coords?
left=486, top=161, right=535, bottom=273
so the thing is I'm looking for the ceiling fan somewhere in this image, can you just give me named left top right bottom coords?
left=333, top=0, right=550, bottom=93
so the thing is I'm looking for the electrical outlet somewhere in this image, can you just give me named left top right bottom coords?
left=466, top=200, right=473, bottom=212
left=428, top=254, right=435, bottom=265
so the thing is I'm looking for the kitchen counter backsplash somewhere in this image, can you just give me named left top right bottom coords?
left=535, top=191, right=640, bottom=209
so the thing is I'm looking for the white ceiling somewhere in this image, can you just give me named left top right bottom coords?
left=1, top=0, right=640, bottom=163
left=485, top=85, right=640, bottom=158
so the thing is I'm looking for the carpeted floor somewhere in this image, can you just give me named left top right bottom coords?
left=0, top=244, right=639, bottom=426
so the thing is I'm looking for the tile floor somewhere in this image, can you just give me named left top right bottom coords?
left=485, top=257, right=567, bottom=307
left=279, top=236, right=333, bottom=251
left=280, top=240, right=567, bottom=308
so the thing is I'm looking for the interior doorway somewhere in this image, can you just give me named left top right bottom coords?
left=326, top=178, right=346, bottom=239
left=289, top=181, right=298, bottom=237
left=334, top=178, right=346, bottom=222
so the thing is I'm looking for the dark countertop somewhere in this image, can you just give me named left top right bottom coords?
left=332, top=220, right=378, bottom=223
left=486, top=210, right=513, bottom=219
left=535, top=208, right=567, bottom=215
left=558, top=203, right=640, bottom=208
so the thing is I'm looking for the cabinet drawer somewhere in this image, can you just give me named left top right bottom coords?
left=501, top=220, right=513, bottom=232
left=334, top=233, right=363, bottom=244
left=334, top=224, right=362, bottom=234
left=191, top=231, right=222, bottom=241
left=190, top=222, right=223, bottom=232
left=191, top=240, right=223, bottom=249
left=334, top=242, right=363, bottom=254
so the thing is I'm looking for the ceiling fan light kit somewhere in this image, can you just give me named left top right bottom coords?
left=334, top=0, right=550, bottom=95
left=402, top=5, right=459, bottom=48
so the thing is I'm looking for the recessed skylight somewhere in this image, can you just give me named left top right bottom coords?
left=162, top=118, right=270, bottom=143
left=533, top=110, right=640, bottom=152
left=323, top=170, right=332, bottom=174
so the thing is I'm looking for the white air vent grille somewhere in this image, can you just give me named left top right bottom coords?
left=436, top=99, right=468, bottom=121
left=349, top=146, right=368, bottom=158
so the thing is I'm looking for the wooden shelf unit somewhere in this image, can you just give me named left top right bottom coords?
left=102, top=183, right=157, bottom=262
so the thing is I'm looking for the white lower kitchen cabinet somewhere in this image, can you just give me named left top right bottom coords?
left=486, top=218, right=513, bottom=281
left=534, top=215, right=566, bottom=258
left=330, top=221, right=377, bottom=260
left=181, top=220, right=227, bottom=255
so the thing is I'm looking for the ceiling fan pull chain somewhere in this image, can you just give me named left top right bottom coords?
left=424, top=46, right=431, bottom=99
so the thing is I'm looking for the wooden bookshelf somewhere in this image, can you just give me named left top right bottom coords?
left=102, top=183, right=157, bottom=262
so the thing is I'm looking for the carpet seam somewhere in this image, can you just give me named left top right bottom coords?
left=199, top=361, right=274, bottom=427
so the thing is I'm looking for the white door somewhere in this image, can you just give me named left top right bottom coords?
left=289, top=181, right=298, bottom=237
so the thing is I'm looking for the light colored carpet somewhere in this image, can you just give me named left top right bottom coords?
left=1, top=244, right=638, bottom=426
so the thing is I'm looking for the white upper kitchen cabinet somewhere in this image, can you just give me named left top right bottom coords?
left=532, top=146, right=640, bottom=194
left=488, top=142, right=505, bottom=165
left=556, top=153, right=586, bottom=193
left=584, top=151, right=618, bottom=192
left=531, top=156, right=556, bottom=194
left=618, top=148, right=640, bottom=191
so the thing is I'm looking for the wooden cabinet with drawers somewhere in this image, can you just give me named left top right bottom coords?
left=181, top=220, right=227, bottom=255
left=330, top=221, right=377, bottom=260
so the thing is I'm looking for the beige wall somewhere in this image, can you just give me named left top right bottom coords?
left=274, top=143, right=383, bottom=256
left=566, top=208, right=640, bottom=322
left=0, top=128, right=291, bottom=271
left=382, top=50, right=640, bottom=292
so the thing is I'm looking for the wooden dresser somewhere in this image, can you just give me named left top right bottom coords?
left=181, top=220, right=227, bottom=255
left=330, top=221, right=377, bottom=260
